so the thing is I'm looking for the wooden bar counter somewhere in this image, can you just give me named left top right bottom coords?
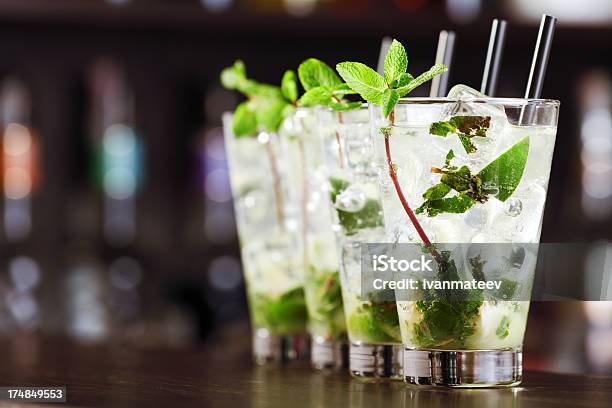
left=0, top=331, right=610, bottom=408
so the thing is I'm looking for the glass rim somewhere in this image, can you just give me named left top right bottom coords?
left=315, top=97, right=560, bottom=114
left=318, top=103, right=369, bottom=112
left=395, top=97, right=560, bottom=106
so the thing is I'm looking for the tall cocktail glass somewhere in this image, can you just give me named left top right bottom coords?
left=369, top=95, right=559, bottom=386
left=279, top=108, right=347, bottom=369
left=318, top=106, right=403, bottom=380
left=223, top=113, right=308, bottom=365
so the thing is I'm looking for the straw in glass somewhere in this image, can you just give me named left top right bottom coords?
left=481, top=19, right=508, bottom=97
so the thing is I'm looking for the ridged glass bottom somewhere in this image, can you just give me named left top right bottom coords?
left=252, top=328, right=310, bottom=365
left=349, top=343, right=404, bottom=381
left=403, top=347, right=522, bottom=387
left=311, top=337, right=349, bottom=370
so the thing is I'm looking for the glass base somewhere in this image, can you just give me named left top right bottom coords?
left=310, top=337, right=349, bottom=370
left=403, top=347, right=522, bottom=387
left=349, top=343, right=404, bottom=381
left=252, top=329, right=310, bottom=365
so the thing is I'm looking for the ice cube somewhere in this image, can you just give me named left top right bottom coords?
left=446, top=84, right=484, bottom=98
left=465, top=206, right=487, bottom=229
left=346, top=138, right=376, bottom=177
left=487, top=184, right=546, bottom=242
left=335, top=185, right=367, bottom=213
left=441, top=85, right=512, bottom=167
left=427, top=216, right=463, bottom=243
left=446, top=84, right=508, bottom=130
left=505, top=198, right=523, bottom=217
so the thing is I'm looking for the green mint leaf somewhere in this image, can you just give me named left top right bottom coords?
left=415, top=194, right=475, bottom=217
left=281, top=70, right=298, bottom=102
left=298, top=58, right=342, bottom=91
left=298, top=86, right=332, bottom=107
left=232, top=101, right=258, bottom=137
left=329, top=177, right=351, bottom=203
left=348, top=302, right=400, bottom=343
left=221, top=61, right=290, bottom=135
left=306, top=268, right=345, bottom=339
left=458, top=134, right=477, bottom=153
left=394, top=72, right=413, bottom=88
left=251, top=287, right=308, bottom=335
left=478, top=137, right=530, bottom=202
left=336, top=62, right=387, bottom=104
left=417, top=136, right=529, bottom=217
left=337, top=199, right=384, bottom=236
left=298, top=87, right=360, bottom=111
left=220, top=60, right=246, bottom=89
left=253, top=83, right=284, bottom=99
left=418, top=149, right=488, bottom=216
left=296, top=60, right=360, bottom=110
left=256, top=97, right=289, bottom=133
left=422, top=183, right=451, bottom=200
left=430, top=121, right=456, bottom=137
left=309, top=269, right=343, bottom=318
left=493, top=278, right=518, bottom=300
left=383, top=39, right=408, bottom=86
left=440, top=166, right=479, bottom=195
left=495, top=316, right=510, bottom=339
left=445, top=149, right=455, bottom=165
left=437, top=251, right=462, bottom=282
left=221, top=60, right=264, bottom=97
left=329, top=177, right=383, bottom=235
left=452, top=116, right=491, bottom=136
left=413, top=298, right=482, bottom=348
left=469, top=255, right=486, bottom=281
left=430, top=116, right=491, bottom=154
left=331, top=83, right=358, bottom=96
left=381, top=89, right=400, bottom=118
left=396, top=63, right=448, bottom=97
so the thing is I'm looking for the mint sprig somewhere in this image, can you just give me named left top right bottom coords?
left=416, top=137, right=530, bottom=217
left=337, top=39, right=448, bottom=117
left=220, top=60, right=298, bottom=137
left=296, top=58, right=361, bottom=111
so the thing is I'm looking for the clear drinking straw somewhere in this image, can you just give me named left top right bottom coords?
left=376, top=36, right=392, bottom=75
left=521, top=14, right=557, bottom=124
left=525, top=14, right=557, bottom=99
left=430, top=30, right=456, bottom=97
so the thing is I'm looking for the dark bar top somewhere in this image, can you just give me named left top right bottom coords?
left=0, top=332, right=610, bottom=408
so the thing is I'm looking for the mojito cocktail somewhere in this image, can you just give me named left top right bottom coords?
left=318, top=106, right=403, bottom=379
left=223, top=113, right=308, bottom=365
left=370, top=91, right=559, bottom=386
left=280, top=108, right=347, bottom=369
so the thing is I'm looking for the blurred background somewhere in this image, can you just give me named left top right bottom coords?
left=0, top=0, right=611, bottom=375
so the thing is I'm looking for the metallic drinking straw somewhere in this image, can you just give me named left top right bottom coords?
left=481, top=19, right=508, bottom=96
left=430, top=30, right=456, bottom=97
